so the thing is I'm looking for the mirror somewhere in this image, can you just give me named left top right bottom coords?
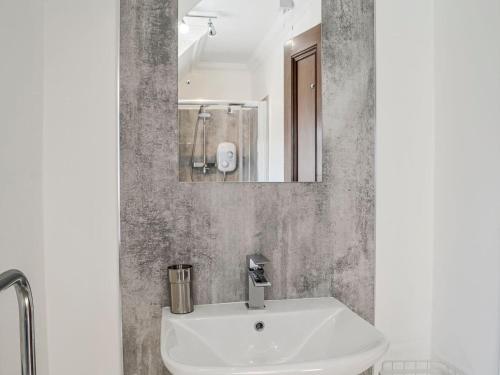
left=178, top=0, right=322, bottom=182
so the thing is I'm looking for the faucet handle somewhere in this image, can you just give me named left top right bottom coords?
left=247, top=254, right=270, bottom=270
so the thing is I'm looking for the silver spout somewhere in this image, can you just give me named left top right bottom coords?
left=246, top=254, right=271, bottom=309
left=249, top=269, right=271, bottom=287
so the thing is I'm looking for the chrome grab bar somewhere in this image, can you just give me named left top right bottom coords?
left=0, top=270, right=36, bottom=375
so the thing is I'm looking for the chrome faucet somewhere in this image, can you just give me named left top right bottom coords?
left=246, top=254, right=271, bottom=309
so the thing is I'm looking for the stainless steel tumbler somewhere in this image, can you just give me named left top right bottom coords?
left=168, top=264, right=194, bottom=314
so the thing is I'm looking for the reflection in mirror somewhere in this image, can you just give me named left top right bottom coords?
left=178, top=0, right=322, bottom=182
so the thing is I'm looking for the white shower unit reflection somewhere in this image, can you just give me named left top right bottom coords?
left=178, top=100, right=268, bottom=182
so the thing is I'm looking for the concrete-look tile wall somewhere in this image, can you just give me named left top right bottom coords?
left=120, top=1, right=375, bottom=374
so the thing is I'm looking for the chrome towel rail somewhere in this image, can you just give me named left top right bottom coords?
left=0, top=270, right=36, bottom=375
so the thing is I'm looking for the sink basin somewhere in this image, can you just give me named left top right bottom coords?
left=161, top=297, right=389, bottom=375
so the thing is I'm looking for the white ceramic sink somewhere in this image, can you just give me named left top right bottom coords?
left=161, top=297, right=389, bottom=375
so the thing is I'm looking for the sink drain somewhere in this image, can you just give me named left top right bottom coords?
left=254, top=321, right=265, bottom=332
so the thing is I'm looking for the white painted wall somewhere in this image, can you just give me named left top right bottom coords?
left=250, top=0, right=321, bottom=182
left=42, top=1, right=122, bottom=375
left=377, top=1, right=500, bottom=373
left=432, top=0, right=500, bottom=374
left=0, top=1, right=49, bottom=375
left=179, top=65, right=253, bottom=101
left=375, top=0, right=435, bottom=366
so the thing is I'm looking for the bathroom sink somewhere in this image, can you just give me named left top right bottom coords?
left=161, top=297, right=389, bottom=375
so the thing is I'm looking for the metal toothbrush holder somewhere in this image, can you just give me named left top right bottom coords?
left=168, top=264, right=194, bottom=314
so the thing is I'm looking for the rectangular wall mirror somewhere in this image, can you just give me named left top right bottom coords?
left=178, top=0, right=322, bottom=182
